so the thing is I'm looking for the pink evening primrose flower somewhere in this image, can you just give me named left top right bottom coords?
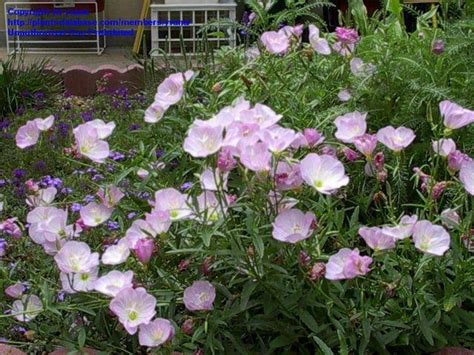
left=73, top=124, right=110, bottom=164
left=337, top=89, right=352, bottom=102
left=82, top=119, right=116, bottom=139
left=353, top=134, right=377, bottom=157
left=34, top=115, right=55, bottom=131
left=16, top=121, right=40, bottom=149
left=153, top=188, right=192, bottom=221
left=183, top=124, right=224, bottom=158
left=238, top=103, right=283, bottom=129
left=109, top=287, right=157, bottom=335
left=332, top=41, right=354, bottom=57
left=194, top=191, right=227, bottom=224
left=448, top=150, right=471, bottom=172
left=300, top=153, right=349, bottom=194
left=440, top=209, right=460, bottom=229
left=334, top=112, right=367, bottom=143
left=139, top=318, right=175, bottom=348
left=200, top=168, right=228, bottom=191
left=134, top=238, right=154, bottom=264
left=376, top=126, right=416, bottom=152
left=272, top=208, right=316, bottom=243
left=80, top=202, right=113, bottom=227
left=60, top=267, right=98, bottom=294
left=5, top=283, right=26, bottom=299
left=183, top=281, right=216, bottom=312
left=94, top=270, right=134, bottom=298
left=274, top=161, right=303, bottom=191
left=54, top=241, right=99, bottom=274
left=308, top=24, right=331, bottom=55
left=325, top=248, right=373, bottom=281
left=381, top=214, right=418, bottom=240
left=145, top=210, right=172, bottom=235
left=432, top=139, right=456, bottom=157
left=102, top=238, right=131, bottom=265
left=358, top=226, right=396, bottom=251
left=26, top=187, right=57, bottom=208
left=440, top=100, right=474, bottom=130
left=240, top=142, right=272, bottom=172
left=260, top=31, right=289, bottom=55
left=11, top=294, right=43, bottom=322
left=412, top=220, right=451, bottom=256
left=259, top=126, right=297, bottom=153
left=97, top=185, right=125, bottom=208
left=144, top=102, right=168, bottom=124
left=460, top=160, right=474, bottom=195
left=279, top=24, right=304, bottom=41
left=350, top=58, right=375, bottom=77
left=154, top=76, right=184, bottom=107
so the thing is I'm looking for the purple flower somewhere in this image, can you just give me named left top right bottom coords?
left=109, top=151, right=126, bottom=161
left=127, top=212, right=137, bottom=220
left=13, top=169, right=27, bottom=180
left=61, top=187, right=73, bottom=195
left=71, top=203, right=83, bottom=213
left=0, top=239, right=7, bottom=256
left=155, top=149, right=165, bottom=159
left=129, top=123, right=141, bottom=131
left=80, top=111, right=94, bottom=122
left=92, top=174, right=105, bottom=182
left=180, top=182, right=193, bottom=191
left=183, top=281, right=216, bottom=312
left=335, top=27, right=359, bottom=45
left=343, top=147, right=359, bottom=162
left=107, top=221, right=120, bottom=231
left=432, top=39, right=444, bottom=55
left=0, top=179, right=7, bottom=188
left=57, top=122, right=71, bottom=138
left=84, top=195, right=96, bottom=203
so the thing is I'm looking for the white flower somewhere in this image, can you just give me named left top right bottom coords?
left=102, top=238, right=131, bottom=265
left=412, top=220, right=451, bottom=256
left=93, top=270, right=134, bottom=297
left=54, top=241, right=99, bottom=274
left=12, top=295, right=43, bottom=322
left=300, top=153, right=349, bottom=194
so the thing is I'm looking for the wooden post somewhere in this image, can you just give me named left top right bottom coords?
left=133, top=0, right=151, bottom=54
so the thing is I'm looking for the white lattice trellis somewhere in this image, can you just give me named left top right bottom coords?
left=150, top=2, right=237, bottom=56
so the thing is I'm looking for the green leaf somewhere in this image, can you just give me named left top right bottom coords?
left=418, top=308, right=434, bottom=345
left=240, top=281, right=257, bottom=311
left=312, top=335, right=334, bottom=355
left=78, top=327, right=86, bottom=348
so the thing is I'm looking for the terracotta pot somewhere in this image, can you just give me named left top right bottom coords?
left=31, top=0, right=105, bottom=13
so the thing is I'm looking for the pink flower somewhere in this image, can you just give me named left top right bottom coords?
left=16, top=121, right=40, bottom=149
left=333, top=41, right=354, bottom=57
left=97, top=185, right=124, bottom=208
left=82, top=119, right=116, bottom=139
left=440, top=209, right=460, bottom=229
left=139, top=318, right=175, bottom=348
left=134, top=239, right=155, bottom=264
left=200, top=168, right=228, bottom=191
left=272, top=209, right=316, bottom=243
left=238, top=103, right=282, bottom=129
left=279, top=24, right=304, bottom=41
left=0, top=218, right=22, bottom=239
left=145, top=210, right=172, bottom=235
left=300, top=153, right=349, bottom=194
left=358, top=226, right=396, bottom=251
left=447, top=150, right=471, bottom=171
left=412, top=220, right=451, bottom=256
left=335, top=27, right=359, bottom=45
left=73, top=124, right=110, bottom=164
left=268, top=192, right=299, bottom=214
left=440, top=100, right=474, bottom=130
left=334, top=112, right=367, bottom=143
left=183, top=281, right=216, bottom=311
left=5, top=283, right=26, bottom=299
left=308, top=25, right=331, bottom=55
left=343, top=147, right=359, bottom=162
left=110, top=287, right=157, bottom=335
left=34, top=115, right=55, bottom=131
left=80, top=202, right=113, bottom=227
left=144, top=102, right=168, bottom=124
left=195, top=191, right=226, bottom=224
left=260, top=31, right=289, bottom=55
left=303, top=128, right=324, bottom=147
left=325, top=248, right=372, bottom=280
left=26, top=187, right=57, bottom=208
left=54, top=241, right=99, bottom=274
left=274, top=161, right=303, bottom=191
left=93, top=270, right=134, bottom=297
left=353, top=134, right=377, bottom=157
left=376, top=126, right=416, bottom=152
left=12, top=294, right=43, bottom=322
left=432, top=139, right=456, bottom=157
left=183, top=124, right=224, bottom=158
left=154, top=76, right=184, bottom=107
left=460, top=160, right=474, bottom=195
left=60, top=267, right=98, bottom=294
left=217, top=147, right=237, bottom=172
left=381, top=215, right=418, bottom=240
left=350, top=58, right=375, bottom=77
left=337, top=89, right=352, bottom=102
left=259, top=126, right=297, bottom=153
left=102, top=238, right=130, bottom=265
left=153, top=188, right=192, bottom=221
left=240, top=142, right=272, bottom=172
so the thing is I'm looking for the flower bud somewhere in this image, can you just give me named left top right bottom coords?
left=134, top=239, right=154, bottom=264
left=298, top=251, right=311, bottom=267
left=303, top=128, right=323, bottom=147
left=212, top=83, right=222, bottom=93
left=178, top=259, right=191, bottom=272
left=432, top=39, right=444, bottom=55
left=181, top=318, right=194, bottom=335
left=309, top=262, right=326, bottom=281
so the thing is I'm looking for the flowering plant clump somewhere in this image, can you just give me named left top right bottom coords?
left=1, top=1, right=474, bottom=353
